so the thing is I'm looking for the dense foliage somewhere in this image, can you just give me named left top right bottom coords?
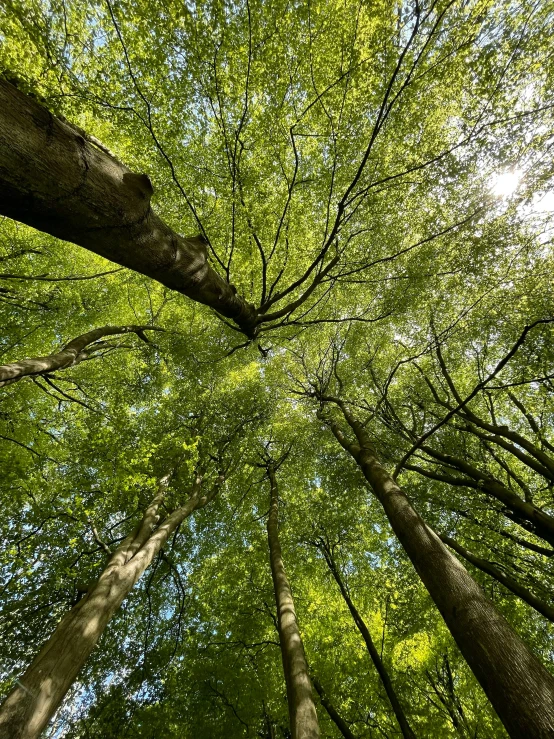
left=0, top=0, right=553, bottom=736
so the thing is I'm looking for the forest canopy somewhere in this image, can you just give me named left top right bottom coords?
left=0, top=0, right=553, bottom=737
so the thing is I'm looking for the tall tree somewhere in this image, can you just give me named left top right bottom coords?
left=0, top=463, right=223, bottom=739
left=265, top=458, right=320, bottom=739
left=312, top=533, right=416, bottom=739
left=311, top=389, right=554, bottom=738
left=0, top=0, right=553, bottom=736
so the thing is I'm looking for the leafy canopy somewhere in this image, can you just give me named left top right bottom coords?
left=0, top=0, right=553, bottom=736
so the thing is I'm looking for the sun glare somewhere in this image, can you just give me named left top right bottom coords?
left=490, top=170, right=521, bottom=198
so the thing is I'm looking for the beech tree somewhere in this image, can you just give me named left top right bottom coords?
left=0, top=0, right=553, bottom=737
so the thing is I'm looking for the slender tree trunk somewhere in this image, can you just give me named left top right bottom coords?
left=266, top=465, right=319, bottom=739
left=507, top=392, right=554, bottom=455
left=0, top=473, right=219, bottom=739
left=438, top=533, right=554, bottom=622
left=425, top=654, right=471, bottom=738
left=318, top=400, right=554, bottom=739
left=503, top=510, right=554, bottom=548
left=0, top=81, right=257, bottom=336
left=435, top=344, right=554, bottom=478
left=462, top=424, right=554, bottom=483
left=0, top=325, right=161, bottom=387
left=317, top=542, right=416, bottom=739
left=312, top=677, right=357, bottom=739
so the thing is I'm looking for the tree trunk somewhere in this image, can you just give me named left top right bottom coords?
left=438, top=532, right=554, bottom=622
left=318, top=401, right=554, bottom=739
left=0, top=81, right=257, bottom=337
left=0, top=473, right=218, bottom=739
left=312, top=677, right=357, bottom=739
left=317, top=542, right=415, bottom=739
left=266, top=465, right=320, bottom=739
left=0, top=325, right=161, bottom=387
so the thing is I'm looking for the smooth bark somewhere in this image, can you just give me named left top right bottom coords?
left=0, top=473, right=219, bottom=739
left=439, top=533, right=554, bottom=622
left=317, top=542, right=416, bottom=739
left=266, top=465, right=320, bottom=739
left=318, top=399, right=554, bottom=739
left=312, top=677, right=357, bottom=739
left=0, top=325, right=161, bottom=387
left=0, top=81, right=257, bottom=336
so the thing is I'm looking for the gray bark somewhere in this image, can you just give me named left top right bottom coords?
left=0, top=81, right=257, bottom=336
left=0, top=325, right=161, bottom=387
left=319, top=400, right=554, bottom=739
left=267, top=465, right=320, bottom=739
left=0, top=473, right=219, bottom=739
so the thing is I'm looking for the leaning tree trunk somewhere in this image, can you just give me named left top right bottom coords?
left=0, top=325, right=162, bottom=387
left=0, top=81, right=257, bottom=336
left=312, top=678, right=357, bottom=739
left=0, top=473, right=219, bottom=739
left=318, top=542, right=415, bottom=739
left=266, top=465, right=320, bottom=739
left=318, top=400, right=554, bottom=739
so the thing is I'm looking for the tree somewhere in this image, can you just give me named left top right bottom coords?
left=0, top=0, right=553, bottom=737
left=0, top=467, right=223, bottom=738
left=264, top=456, right=320, bottom=739
left=310, top=531, right=415, bottom=739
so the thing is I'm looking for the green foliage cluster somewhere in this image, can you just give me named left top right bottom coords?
left=0, top=0, right=553, bottom=736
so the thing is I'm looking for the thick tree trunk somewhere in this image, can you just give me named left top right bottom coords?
left=266, top=465, right=319, bottom=739
left=0, top=81, right=257, bottom=336
left=0, top=474, right=218, bottom=739
left=319, top=402, right=554, bottom=739
left=438, top=533, right=554, bottom=622
left=312, top=678, right=357, bottom=739
left=0, top=325, right=161, bottom=387
left=318, top=542, right=415, bottom=739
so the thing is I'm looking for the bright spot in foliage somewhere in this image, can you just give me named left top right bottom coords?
left=490, top=170, right=521, bottom=198
left=533, top=190, right=554, bottom=213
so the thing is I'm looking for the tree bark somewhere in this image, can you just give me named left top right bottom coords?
left=318, top=400, right=554, bottom=739
left=266, top=465, right=320, bottom=739
left=317, top=542, right=415, bottom=739
left=0, top=473, right=219, bottom=739
left=312, top=677, right=357, bottom=739
left=0, top=81, right=257, bottom=337
left=0, top=325, right=161, bottom=387
left=438, top=533, right=554, bottom=622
